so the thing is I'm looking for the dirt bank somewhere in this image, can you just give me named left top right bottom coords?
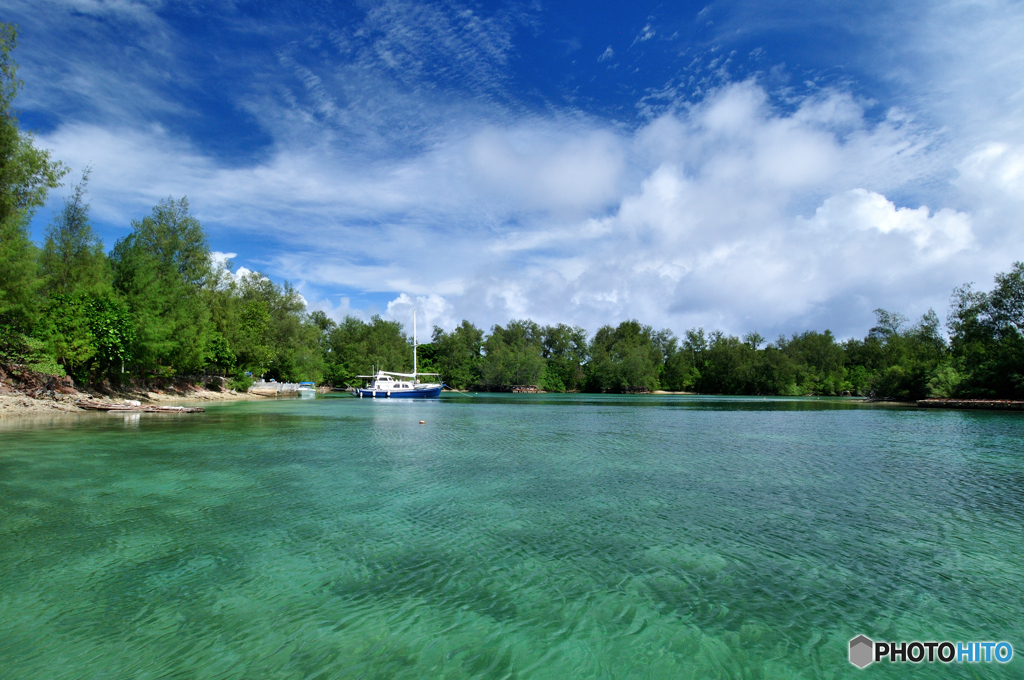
left=0, top=363, right=266, bottom=418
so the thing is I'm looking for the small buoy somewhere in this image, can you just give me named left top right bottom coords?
left=419, top=420, right=425, bottom=424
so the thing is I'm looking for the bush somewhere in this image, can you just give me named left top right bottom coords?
left=229, top=372, right=254, bottom=392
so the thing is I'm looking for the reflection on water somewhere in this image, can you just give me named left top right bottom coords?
left=1, top=395, right=1022, bottom=679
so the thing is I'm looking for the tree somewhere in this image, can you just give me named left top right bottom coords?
left=110, top=197, right=213, bottom=374
left=481, top=320, right=544, bottom=389
left=432, top=320, right=484, bottom=389
left=324, top=315, right=410, bottom=385
left=778, top=330, right=847, bottom=395
left=540, top=323, right=588, bottom=391
left=856, top=308, right=948, bottom=400
left=0, top=23, right=67, bottom=344
left=233, top=271, right=322, bottom=381
left=988, top=262, right=1024, bottom=338
left=947, top=264, right=1024, bottom=398
left=236, top=298, right=274, bottom=377
left=586, top=320, right=663, bottom=392
left=37, top=293, right=135, bottom=382
left=40, top=168, right=110, bottom=297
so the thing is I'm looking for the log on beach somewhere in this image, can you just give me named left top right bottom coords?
left=917, top=399, right=1024, bottom=411
left=76, top=400, right=205, bottom=413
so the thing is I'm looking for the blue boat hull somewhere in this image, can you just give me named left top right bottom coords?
left=355, top=386, right=442, bottom=399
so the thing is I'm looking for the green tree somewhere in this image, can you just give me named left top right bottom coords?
left=662, top=328, right=706, bottom=391
left=236, top=298, right=274, bottom=377
left=777, top=330, right=848, bottom=395
left=109, top=197, right=213, bottom=375
left=481, top=320, right=544, bottom=389
left=0, top=23, right=67, bottom=349
left=947, top=263, right=1024, bottom=398
left=852, top=308, right=947, bottom=400
left=324, top=315, right=410, bottom=385
left=85, top=294, right=135, bottom=378
left=431, top=320, right=484, bottom=389
left=40, top=169, right=110, bottom=297
left=540, top=323, right=588, bottom=391
left=586, top=320, right=664, bottom=392
left=37, top=293, right=134, bottom=382
left=38, top=294, right=95, bottom=378
left=232, top=271, right=322, bottom=381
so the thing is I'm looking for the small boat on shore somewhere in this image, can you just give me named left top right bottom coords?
left=354, top=310, right=443, bottom=399
left=298, top=382, right=316, bottom=398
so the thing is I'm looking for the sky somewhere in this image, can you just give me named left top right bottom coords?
left=5, top=0, right=1024, bottom=339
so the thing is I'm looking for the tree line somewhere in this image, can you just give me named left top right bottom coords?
left=1, top=24, right=1021, bottom=399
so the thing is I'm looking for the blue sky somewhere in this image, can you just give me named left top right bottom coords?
left=7, top=0, right=1024, bottom=337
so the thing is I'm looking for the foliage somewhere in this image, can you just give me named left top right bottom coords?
left=322, top=315, right=410, bottom=386
left=431, top=321, right=484, bottom=389
left=38, top=293, right=135, bottom=382
left=229, top=372, right=254, bottom=392
left=40, top=169, right=110, bottom=297
left=540, top=323, right=588, bottom=391
left=586, top=320, right=665, bottom=392
left=110, top=197, right=214, bottom=374
left=480, top=320, right=544, bottom=389
left=945, top=262, right=1024, bottom=398
left=0, top=23, right=67, bottom=334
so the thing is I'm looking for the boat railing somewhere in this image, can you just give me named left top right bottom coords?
left=249, top=381, right=307, bottom=394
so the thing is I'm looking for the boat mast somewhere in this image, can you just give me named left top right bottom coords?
left=413, top=308, right=418, bottom=379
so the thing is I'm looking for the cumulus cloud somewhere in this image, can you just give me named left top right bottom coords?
left=385, top=293, right=455, bottom=336
left=802, top=190, right=973, bottom=260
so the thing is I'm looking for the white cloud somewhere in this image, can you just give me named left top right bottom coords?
left=633, top=23, right=655, bottom=45
left=599, top=46, right=614, bottom=62
left=210, top=251, right=237, bottom=269
left=959, top=143, right=1024, bottom=196
left=802, top=189, right=973, bottom=260
left=301, top=294, right=362, bottom=323
left=385, top=293, right=455, bottom=337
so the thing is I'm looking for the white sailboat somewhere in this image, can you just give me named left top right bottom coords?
left=355, top=309, right=444, bottom=398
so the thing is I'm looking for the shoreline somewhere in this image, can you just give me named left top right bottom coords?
left=0, top=386, right=266, bottom=418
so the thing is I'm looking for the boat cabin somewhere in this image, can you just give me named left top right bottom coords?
left=372, top=375, right=416, bottom=390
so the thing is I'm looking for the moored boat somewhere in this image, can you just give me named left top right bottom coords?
left=354, top=310, right=443, bottom=399
left=355, top=372, right=443, bottom=398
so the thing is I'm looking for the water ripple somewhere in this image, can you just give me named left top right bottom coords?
left=1, top=396, right=1022, bottom=678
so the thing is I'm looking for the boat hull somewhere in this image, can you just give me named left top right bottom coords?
left=355, top=386, right=442, bottom=399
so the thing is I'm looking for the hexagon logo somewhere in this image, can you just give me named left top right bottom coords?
left=849, top=635, right=874, bottom=668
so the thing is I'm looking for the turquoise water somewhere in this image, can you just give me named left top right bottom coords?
left=1, top=394, right=1022, bottom=679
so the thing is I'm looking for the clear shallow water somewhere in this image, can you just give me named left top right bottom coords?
left=1, top=394, right=1022, bottom=679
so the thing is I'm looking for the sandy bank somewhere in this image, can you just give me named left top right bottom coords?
left=143, top=388, right=266, bottom=404
left=0, top=389, right=266, bottom=418
left=0, top=394, right=84, bottom=417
